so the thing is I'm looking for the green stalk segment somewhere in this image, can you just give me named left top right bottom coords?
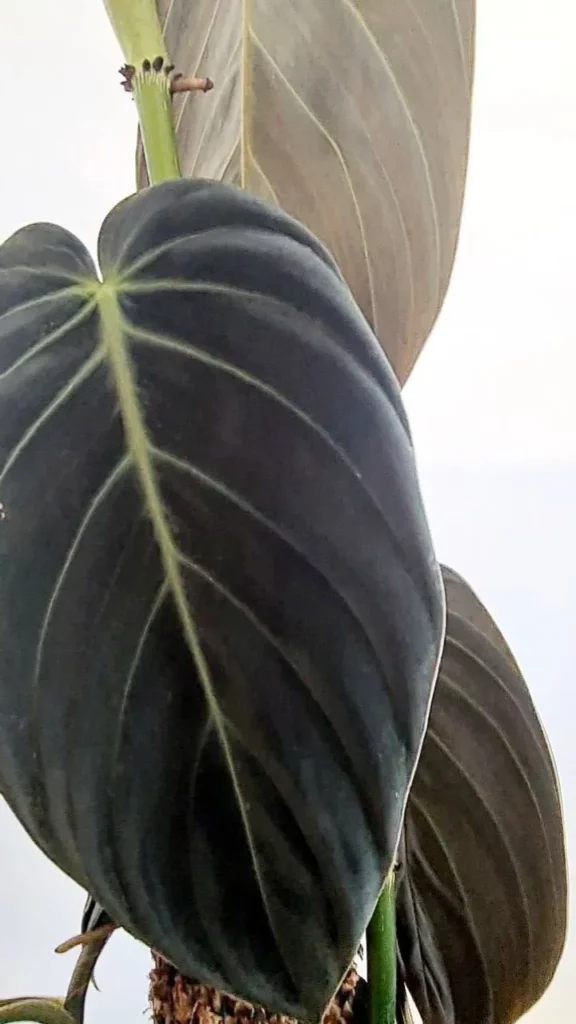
left=133, top=69, right=181, bottom=184
left=103, top=0, right=168, bottom=66
left=367, top=871, right=397, bottom=1024
left=102, top=0, right=181, bottom=185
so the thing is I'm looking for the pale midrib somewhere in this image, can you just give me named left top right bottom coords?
left=97, top=286, right=224, bottom=738
left=96, top=284, right=287, bottom=970
left=240, top=0, right=253, bottom=188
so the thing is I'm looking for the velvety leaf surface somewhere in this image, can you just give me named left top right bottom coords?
left=397, top=566, right=567, bottom=1024
left=0, top=180, right=444, bottom=1018
left=136, top=0, right=475, bottom=385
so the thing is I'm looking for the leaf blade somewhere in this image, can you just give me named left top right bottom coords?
left=0, top=999, right=73, bottom=1024
left=397, top=566, right=568, bottom=1024
left=137, top=1, right=474, bottom=383
left=0, top=180, right=445, bottom=1016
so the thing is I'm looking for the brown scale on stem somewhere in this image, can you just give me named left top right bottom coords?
left=118, top=61, right=213, bottom=95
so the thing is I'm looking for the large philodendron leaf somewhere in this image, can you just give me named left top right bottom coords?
left=136, top=0, right=475, bottom=385
left=397, top=566, right=567, bottom=1024
left=0, top=179, right=445, bottom=1018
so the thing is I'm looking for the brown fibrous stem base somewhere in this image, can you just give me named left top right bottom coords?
left=119, top=58, right=213, bottom=95
left=149, top=955, right=367, bottom=1024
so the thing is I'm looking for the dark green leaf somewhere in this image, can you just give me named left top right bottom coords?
left=0, top=180, right=444, bottom=1018
left=137, top=0, right=475, bottom=385
left=397, top=566, right=567, bottom=1024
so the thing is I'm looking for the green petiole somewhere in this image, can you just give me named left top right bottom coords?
left=366, top=870, right=397, bottom=1024
left=102, top=0, right=181, bottom=184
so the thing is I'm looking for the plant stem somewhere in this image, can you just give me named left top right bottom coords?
left=103, top=0, right=167, bottom=67
left=367, top=872, right=397, bottom=1024
left=133, top=69, right=181, bottom=184
left=102, top=0, right=181, bottom=185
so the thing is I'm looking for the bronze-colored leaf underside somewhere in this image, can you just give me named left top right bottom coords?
left=137, top=1, right=475, bottom=385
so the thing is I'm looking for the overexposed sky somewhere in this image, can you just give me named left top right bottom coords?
left=405, top=1, right=576, bottom=464
left=0, top=1, right=574, bottom=1022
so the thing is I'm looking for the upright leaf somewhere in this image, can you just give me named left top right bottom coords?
left=0, top=180, right=445, bottom=1018
left=397, top=566, right=567, bottom=1024
left=136, top=0, right=475, bottom=384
